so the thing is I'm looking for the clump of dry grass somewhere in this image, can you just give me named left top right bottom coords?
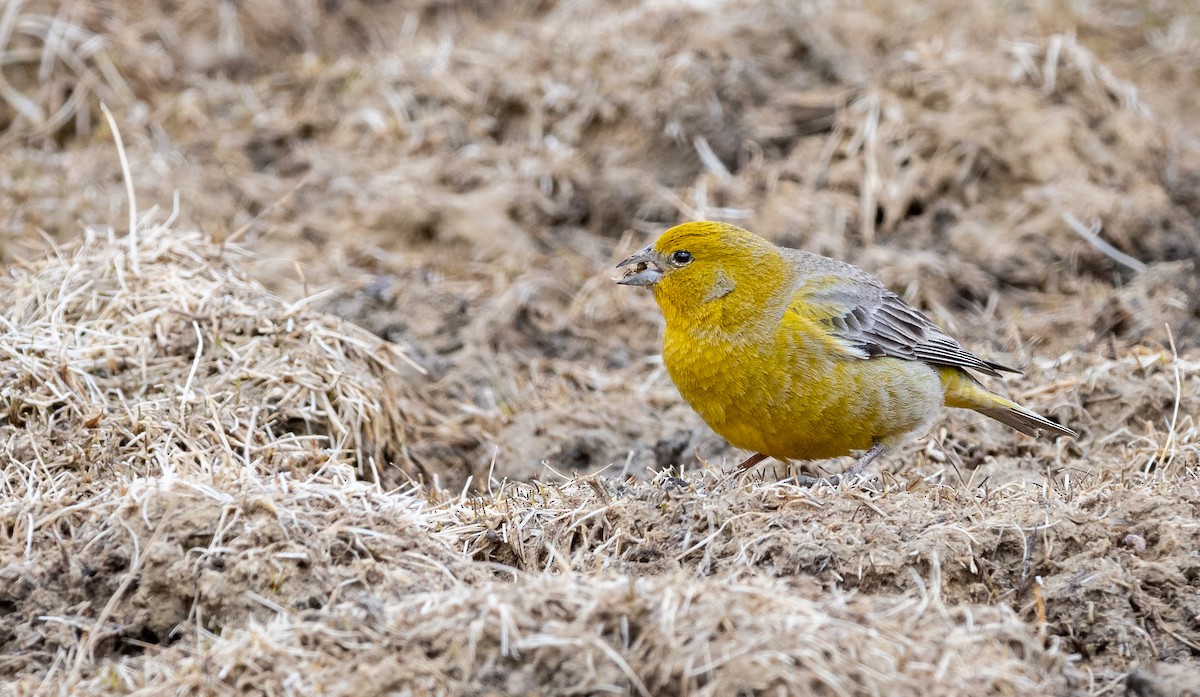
left=0, top=217, right=433, bottom=690
left=55, top=570, right=1069, bottom=696
left=753, top=30, right=1196, bottom=308
left=0, top=0, right=519, bottom=142
left=0, top=1, right=147, bottom=139
left=0, top=217, right=418, bottom=491
left=461, top=452, right=1200, bottom=668
left=13, top=448, right=1197, bottom=696
left=0, top=462, right=471, bottom=693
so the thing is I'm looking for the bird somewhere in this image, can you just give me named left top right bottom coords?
left=615, top=220, right=1076, bottom=482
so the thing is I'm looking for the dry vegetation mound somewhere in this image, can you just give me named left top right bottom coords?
left=0, top=223, right=416, bottom=487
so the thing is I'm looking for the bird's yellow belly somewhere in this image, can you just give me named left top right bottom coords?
left=663, top=328, right=944, bottom=461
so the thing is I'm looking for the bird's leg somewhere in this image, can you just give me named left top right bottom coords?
left=736, top=452, right=769, bottom=471
left=840, top=442, right=887, bottom=481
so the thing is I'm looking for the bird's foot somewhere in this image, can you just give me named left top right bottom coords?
left=786, top=472, right=877, bottom=489
left=841, top=442, right=887, bottom=480
left=785, top=443, right=888, bottom=488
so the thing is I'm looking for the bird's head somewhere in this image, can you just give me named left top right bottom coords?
left=615, top=221, right=788, bottom=325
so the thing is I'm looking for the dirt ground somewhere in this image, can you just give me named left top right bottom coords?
left=2, top=0, right=1199, bottom=695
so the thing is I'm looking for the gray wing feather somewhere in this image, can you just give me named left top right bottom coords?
left=795, top=270, right=1017, bottom=377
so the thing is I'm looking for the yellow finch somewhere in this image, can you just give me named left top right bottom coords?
left=616, top=221, right=1075, bottom=479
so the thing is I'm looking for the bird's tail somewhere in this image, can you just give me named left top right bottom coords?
left=941, top=369, right=1077, bottom=439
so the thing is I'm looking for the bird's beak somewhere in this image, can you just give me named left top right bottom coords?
left=614, top=245, right=663, bottom=287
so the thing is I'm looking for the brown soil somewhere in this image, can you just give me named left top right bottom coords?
left=2, top=0, right=1199, bottom=695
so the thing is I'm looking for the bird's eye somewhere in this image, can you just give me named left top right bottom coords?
left=671, top=250, right=693, bottom=266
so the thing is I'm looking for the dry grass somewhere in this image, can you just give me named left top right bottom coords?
left=0, top=224, right=1195, bottom=692
left=0, top=216, right=1194, bottom=693
left=0, top=219, right=419, bottom=489
left=3, top=0, right=1200, bottom=695
left=60, top=571, right=1069, bottom=696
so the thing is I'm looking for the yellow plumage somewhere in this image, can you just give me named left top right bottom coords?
left=616, top=221, right=1075, bottom=476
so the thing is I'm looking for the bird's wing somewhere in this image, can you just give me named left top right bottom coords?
left=785, top=273, right=1018, bottom=377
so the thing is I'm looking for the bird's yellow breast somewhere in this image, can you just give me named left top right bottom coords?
left=661, top=314, right=944, bottom=461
